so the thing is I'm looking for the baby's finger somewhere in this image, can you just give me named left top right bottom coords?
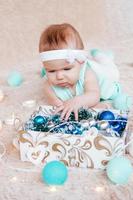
left=64, top=108, right=73, bottom=121
left=74, top=109, right=78, bottom=121
left=54, top=105, right=64, bottom=114
left=60, top=107, right=69, bottom=120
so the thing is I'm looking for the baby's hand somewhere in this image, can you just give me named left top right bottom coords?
left=55, top=96, right=83, bottom=121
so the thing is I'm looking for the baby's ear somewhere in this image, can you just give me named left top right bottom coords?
left=90, top=49, right=114, bottom=64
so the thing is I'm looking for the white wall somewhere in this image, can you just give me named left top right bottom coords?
left=0, top=0, right=133, bottom=69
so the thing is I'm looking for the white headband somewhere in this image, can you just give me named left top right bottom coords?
left=40, top=49, right=88, bottom=63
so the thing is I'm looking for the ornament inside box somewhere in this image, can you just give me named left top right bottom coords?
left=13, top=106, right=129, bottom=169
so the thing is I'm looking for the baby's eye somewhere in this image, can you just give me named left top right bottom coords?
left=64, top=68, right=71, bottom=71
left=48, top=70, right=55, bottom=73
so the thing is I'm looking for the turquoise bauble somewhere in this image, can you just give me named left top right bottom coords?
left=98, top=111, right=115, bottom=121
left=33, top=116, right=47, bottom=125
left=42, top=161, right=68, bottom=185
left=106, top=156, right=133, bottom=185
left=90, top=49, right=101, bottom=57
left=7, top=71, right=23, bottom=87
left=113, top=94, right=132, bottom=111
left=41, top=68, right=46, bottom=77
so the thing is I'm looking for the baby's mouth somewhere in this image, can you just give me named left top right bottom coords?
left=57, top=82, right=69, bottom=87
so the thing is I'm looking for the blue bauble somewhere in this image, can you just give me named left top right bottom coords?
left=7, top=71, right=23, bottom=87
left=68, top=124, right=83, bottom=135
left=33, top=115, right=47, bottom=125
left=109, top=117, right=127, bottom=134
left=42, top=161, right=68, bottom=185
left=98, top=111, right=115, bottom=121
left=106, top=156, right=132, bottom=185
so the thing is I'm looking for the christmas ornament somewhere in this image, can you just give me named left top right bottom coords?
left=109, top=117, right=127, bottom=135
left=97, top=121, right=109, bottom=130
left=42, top=161, right=68, bottom=185
left=33, top=115, right=47, bottom=125
left=88, top=119, right=97, bottom=127
left=50, top=122, right=84, bottom=135
left=98, top=110, right=115, bottom=121
left=23, top=107, right=128, bottom=137
left=7, top=71, right=23, bottom=87
left=106, top=156, right=132, bottom=184
left=80, top=120, right=90, bottom=129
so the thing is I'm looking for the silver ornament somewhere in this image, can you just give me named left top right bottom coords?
left=47, top=122, right=55, bottom=129
left=81, top=120, right=90, bottom=129
left=106, top=127, right=112, bottom=133
left=98, top=121, right=109, bottom=130
left=89, top=119, right=97, bottom=127
left=106, top=127, right=115, bottom=137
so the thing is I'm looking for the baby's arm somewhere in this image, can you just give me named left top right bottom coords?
left=55, top=69, right=100, bottom=120
left=82, top=70, right=113, bottom=109
left=43, top=79, right=63, bottom=107
left=81, top=68, right=100, bottom=107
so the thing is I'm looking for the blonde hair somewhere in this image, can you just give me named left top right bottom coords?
left=39, top=23, right=84, bottom=52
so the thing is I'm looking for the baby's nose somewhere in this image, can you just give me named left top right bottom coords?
left=56, top=71, right=64, bottom=79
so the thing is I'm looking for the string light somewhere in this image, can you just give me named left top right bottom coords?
left=49, top=186, right=57, bottom=192
left=9, top=176, right=18, bottom=182
left=22, top=100, right=37, bottom=108
left=95, top=186, right=105, bottom=192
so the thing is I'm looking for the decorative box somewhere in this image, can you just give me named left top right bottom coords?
left=14, top=106, right=128, bottom=169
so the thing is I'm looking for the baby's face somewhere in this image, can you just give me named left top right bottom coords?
left=43, top=59, right=82, bottom=88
